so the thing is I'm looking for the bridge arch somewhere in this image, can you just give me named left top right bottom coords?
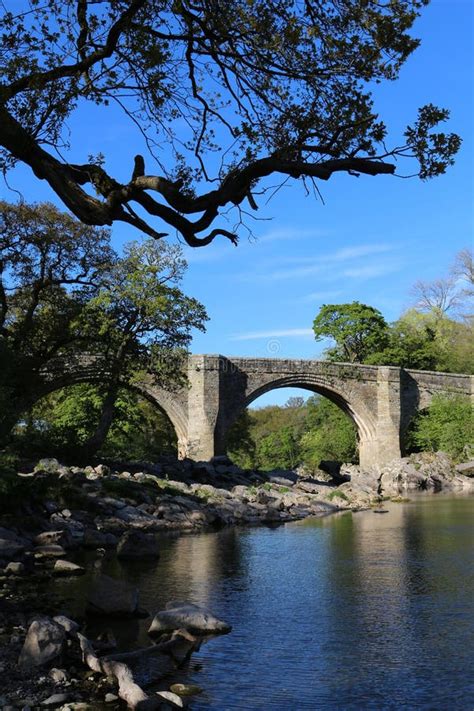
left=217, top=372, right=378, bottom=462
left=15, top=374, right=188, bottom=456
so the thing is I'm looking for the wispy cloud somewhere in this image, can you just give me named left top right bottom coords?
left=230, top=328, right=314, bottom=341
left=238, top=242, right=400, bottom=282
left=256, top=226, right=331, bottom=244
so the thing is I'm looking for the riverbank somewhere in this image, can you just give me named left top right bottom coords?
left=0, top=452, right=473, bottom=708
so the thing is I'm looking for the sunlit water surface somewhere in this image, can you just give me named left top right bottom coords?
left=59, top=496, right=474, bottom=710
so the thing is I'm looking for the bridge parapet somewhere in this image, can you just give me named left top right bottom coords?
left=35, top=353, right=473, bottom=468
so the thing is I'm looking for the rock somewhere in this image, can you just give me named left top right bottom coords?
left=267, top=469, right=298, bottom=485
left=117, top=530, right=160, bottom=559
left=41, top=693, right=70, bottom=707
left=35, top=531, right=72, bottom=549
left=34, top=544, right=67, bottom=558
left=169, top=683, right=203, bottom=697
left=104, top=693, right=119, bottom=703
left=155, top=691, right=185, bottom=708
left=5, top=561, right=25, bottom=575
left=94, top=464, right=111, bottom=477
left=34, top=459, right=69, bottom=476
left=19, top=617, right=66, bottom=668
left=53, top=560, right=85, bottom=577
left=53, top=616, right=80, bottom=634
left=86, top=574, right=140, bottom=617
left=149, top=602, right=231, bottom=636
left=455, top=460, right=474, bottom=476
left=49, top=668, right=68, bottom=683
left=295, top=479, right=320, bottom=494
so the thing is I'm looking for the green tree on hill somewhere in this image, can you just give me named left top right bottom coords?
left=313, top=302, right=389, bottom=363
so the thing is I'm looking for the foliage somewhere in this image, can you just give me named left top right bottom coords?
left=301, top=397, right=358, bottom=467
left=12, top=385, right=177, bottom=461
left=407, top=395, right=473, bottom=460
left=365, top=309, right=473, bottom=373
left=313, top=302, right=389, bottom=363
left=79, top=238, right=207, bottom=387
left=0, top=1, right=460, bottom=246
left=228, top=395, right=358, bottom=471
left=0, top=201, right=207, bottom=449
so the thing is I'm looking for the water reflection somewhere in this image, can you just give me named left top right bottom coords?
left=57, top=497, right=474, bottom=709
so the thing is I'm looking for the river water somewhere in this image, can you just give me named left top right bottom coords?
left=61, top=496, right=474, bottom=710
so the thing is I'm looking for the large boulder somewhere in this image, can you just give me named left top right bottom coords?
left=18, top=617, right=66, bottom=668
left=148, top=601, right=231, bottom=636
left=117, top=530, right=160, bottom=560
left=34, top=458, right=68, bottom=476
left=86, top=574, right=140, bottom=617
left=455, top=461, right=474, bottom=477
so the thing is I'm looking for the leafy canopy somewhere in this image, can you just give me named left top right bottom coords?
left=0, top=200, right=207, bottom=442
left=0, top=1, right=460, bottom=246
left=313, top=301, right=389, bottom=363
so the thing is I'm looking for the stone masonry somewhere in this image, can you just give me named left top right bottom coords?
left=139, top=355, right=473, bottom=469
left=41, top=354, right=473, bottom=469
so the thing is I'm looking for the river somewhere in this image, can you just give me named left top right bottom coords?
left=60, top=495, right=474, bottom=710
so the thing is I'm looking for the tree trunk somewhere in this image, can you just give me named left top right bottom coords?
left=79, top=382, right=120, bottom=461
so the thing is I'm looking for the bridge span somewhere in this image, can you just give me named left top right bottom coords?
left=133, top=355, right=473, bottom=469
left=42, top=355, right=473, bottom=469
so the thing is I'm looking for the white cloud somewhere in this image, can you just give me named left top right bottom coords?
left=243, top=242, right=400, bottom=282
left=230, top=328, right=314, bottom=341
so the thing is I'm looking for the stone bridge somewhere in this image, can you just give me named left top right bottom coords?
left=42, top=355, right=473, bottom=469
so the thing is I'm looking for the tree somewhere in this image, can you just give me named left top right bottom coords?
left=407, top=394, right=473, bottom=461
left=313, top=302, right=389, bottom=363
left=13, top=385, right=178, bottom=460
left=76, top=238, right=207, bottom=457
left=0, top=201, right=207, bottom=450
left=301, top=396, right=357, bottom=467
left=0, top=201, right=113, bottom=439
left=0, top=1, right=460, bottom=247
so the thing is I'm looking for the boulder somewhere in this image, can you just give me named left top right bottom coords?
left=86, top=574, right=140, bottom=617
left=455, top=461, right=474, bottom=477
left=53, top=616, right=79, bottom=634
left=34, top=530, right=73, bottom=549
left=155, top=691, right=185, bottom=708
left=53, top=560, right=85, bottom=576
left=117, top=530, right=160, bottom=560
left=267, top=469, right=298, bottom=485
left=148, top=601, right=231, bottom=636
left=18, top=617, right=66, bottom=668
left=34, top=458, right=68, bottom=476
left=5, top=561, right=25, bottom=575
left=34, top=544, right=67, bottom=558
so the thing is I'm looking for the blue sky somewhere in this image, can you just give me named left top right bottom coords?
left=2, top=0, right=473, bottom=406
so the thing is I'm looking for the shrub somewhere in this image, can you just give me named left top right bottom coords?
left=409, top=394, right=473, bottom=461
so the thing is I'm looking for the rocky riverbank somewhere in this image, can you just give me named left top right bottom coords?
left=0, top=451, right=473, bottom=708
